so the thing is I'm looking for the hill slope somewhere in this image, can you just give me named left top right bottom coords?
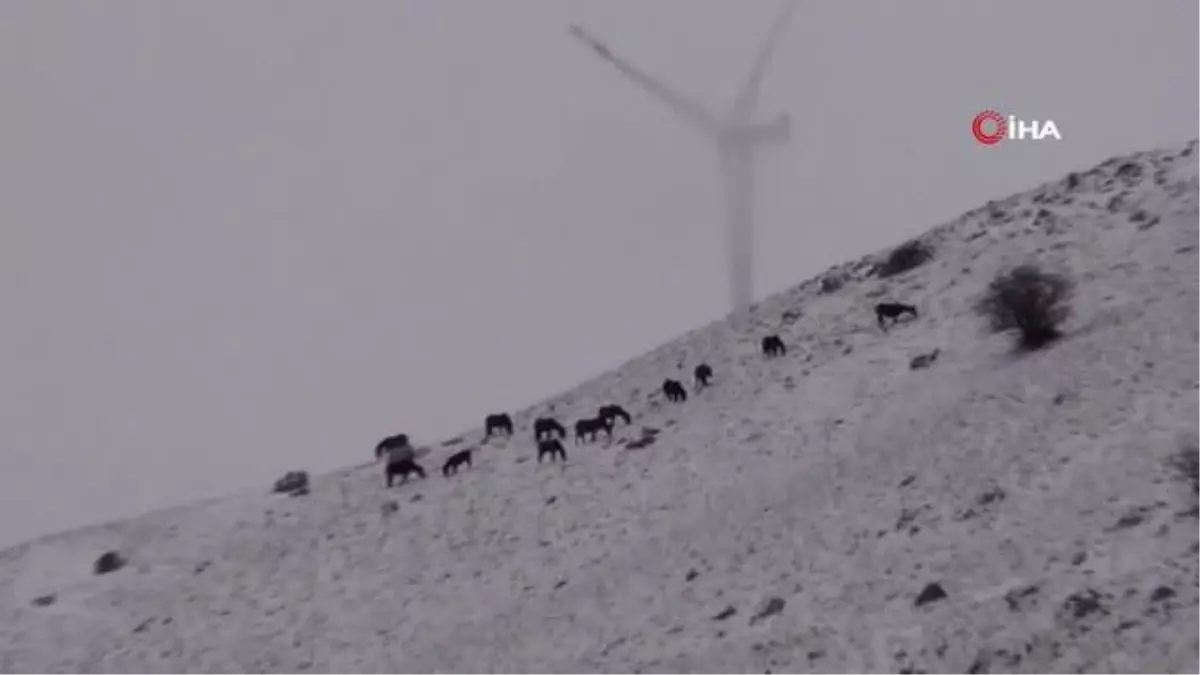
left=2, top=140, right=1198, bottom=673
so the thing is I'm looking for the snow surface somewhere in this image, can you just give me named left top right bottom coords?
left=1, top=140, right=1198, bottom=673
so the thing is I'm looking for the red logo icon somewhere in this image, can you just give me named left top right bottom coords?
left=972, top=110, right=1007, bottom=145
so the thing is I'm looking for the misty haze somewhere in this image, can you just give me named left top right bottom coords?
left=1, top=0, right=1197, bottom=672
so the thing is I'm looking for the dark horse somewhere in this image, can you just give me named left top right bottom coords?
left=533, top=416, right=567, bottom=441
left=875, top=302, right=918, bottom=331
left=694, top=363, right=713, bottom=388
left=598, top=404, right=632, bottom=427
left=375, top=433, right=410, bottom=460
left=442, top=449, right=473, bottom=477
left=762, top=335, right=786, bottom=358
left=662, top=379, right=687, bottom=403
left=484, top=413, right=513, bottom=439
left=537, top=438, right=567, bottom=463
left=575, top=416, right=613, bottom=444
left=386, top=458, right=426, bottom=487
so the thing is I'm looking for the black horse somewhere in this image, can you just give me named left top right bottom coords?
left=375, top=433, right=410, bottom=460
left=386, top=459, right=426, bottom=487
left=574, top=416, right=613, bottom=444
left=484, top=413, right=513, bottom=439
left=598, top=404, right=632, bottom=427
left=662, top=379, right=688, bottom=402
left=875, top=302, right=918, bottom=331
left=693, top=363, right=713, bottom=388
left=537, top=438, right=567, bottom=463
left=762, top=335, right=786, bottom=358
left=442, top=449, right=473, bottom=477
left=533, top=416, right=567, bottom=441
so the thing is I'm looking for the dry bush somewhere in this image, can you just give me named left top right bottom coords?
left=876, top=239, right=933, bottom=278
left=975, top=264, right=1074, bottom=350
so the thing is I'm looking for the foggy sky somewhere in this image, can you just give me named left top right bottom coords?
left=1, top=0, right=1196, bottom=548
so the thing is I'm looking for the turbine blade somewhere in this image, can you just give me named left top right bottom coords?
left=729, top=0, right=798, bottom=123
left=568, top=23, right=720, bottom=136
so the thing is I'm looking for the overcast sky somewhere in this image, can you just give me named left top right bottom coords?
left=1, top=0, right=1195, bottom=548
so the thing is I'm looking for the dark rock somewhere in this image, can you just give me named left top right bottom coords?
left=909, top=349, right=941, bottom=370
left=1063, top=589, right=1107, bottom=619
left=712, top=605, right=737, bottom=621
left=1004, top=584, right=1040, bottom=611
left=380, top=500, right=399, bottom=516
left=685, top=568, right=700, bottom=582
left=895, top=507, right=921, bottom=531
left=750, top=597, right=786, bottom=625
left=1150, top=586, right=1176, bottom=602
left=272, top=471, right=309, bottom=496
left=93, top=551, right=126, bottom=576
left=1109, top=507, right=1150, bottom=531
left=32, top=594, right=56, bottom=607
left=978, top=487, right=1006, bottom=506
left=914, top=582, right=947, bottom=607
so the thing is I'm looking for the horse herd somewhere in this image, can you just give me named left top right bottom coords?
left=374, top=301, right=919, bottom=486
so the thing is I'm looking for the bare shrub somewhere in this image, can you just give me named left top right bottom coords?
left=820, top=274, right=845, bottom=294
left=876, top=240, right=932, bottom=278
left=975, top=264, right=1073, bottom=350
left=273, top=470, right=309, bottom=496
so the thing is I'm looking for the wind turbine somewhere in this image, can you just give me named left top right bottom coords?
left=568, top=1, right=797, bottom=314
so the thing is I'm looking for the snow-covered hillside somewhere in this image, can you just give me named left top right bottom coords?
left=1, top=140, right=1197, bottom=673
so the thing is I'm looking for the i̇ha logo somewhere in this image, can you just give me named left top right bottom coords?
left=972, top=110, right=1062, bottom=145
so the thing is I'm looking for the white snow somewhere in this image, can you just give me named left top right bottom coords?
left=1, top=140, right=1197, bottom=673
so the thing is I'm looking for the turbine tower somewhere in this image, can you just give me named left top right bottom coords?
left=568, top=1, right=796, bottom=314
